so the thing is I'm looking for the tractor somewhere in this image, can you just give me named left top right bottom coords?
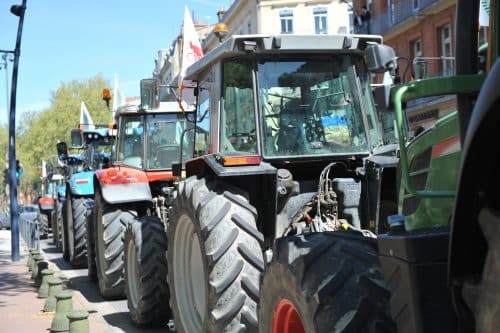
left=91, top=82, right=199, bottom=327
left=161, top=33, right=400, bottom=332
left=60, top=125, right=115, bottom=267
left=255, top=1, right=499, bottom=333
left=376, top=1, right=499, bottom=332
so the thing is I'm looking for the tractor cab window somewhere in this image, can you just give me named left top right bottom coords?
left=258, top=55, right=376, bottom=158
left=118, top=115, right=143, bottom=168
left=220, top=59, right=257, bottom=153
left=145, top=113, right=195, bottom=169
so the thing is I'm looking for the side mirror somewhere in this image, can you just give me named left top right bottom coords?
left=140, top=78, right=159, bottom=110
left=56, top=141, right=68, bottom=160
left=172, top=162, right=182, bottom=177
left=70, top=128, right=83, bottom=148
left=365, top=44, right=397, bottom=73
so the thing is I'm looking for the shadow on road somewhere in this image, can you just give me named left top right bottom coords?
left=103, top=312, right=169, bottom=333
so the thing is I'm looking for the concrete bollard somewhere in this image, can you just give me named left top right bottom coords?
left=27, top=248, right=38, bottom=268
left=51, top=290, right=73, bottom=332
left=28, top=250, right=40, bottom=271
left=34, top=261, right=49, bottom=287
left=67, top=310, right=89, bottom=333
left=38, top=269, right=54, bottom=298
left=43, top=277, right=63, bottom=312
left=31, top=255, right=44, bottom=279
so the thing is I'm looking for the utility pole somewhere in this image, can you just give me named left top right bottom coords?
left=2, top=0, right=27, bottom=262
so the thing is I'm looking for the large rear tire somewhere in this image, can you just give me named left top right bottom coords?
left=86, top=205, right=97, bottom=282
left=259, top=232, right=395, bottom=333
left=61, top=199, right=70, bottom=260
left=67, top=198, right=88, bottom=267
left=464, top=207, right=500, bottom=333
left=124, top=215, right=171, bottom=326
left=39, top=213, right=48, bottom=240
left=55, top=201, right=63, bottom=251
left=167, top=176, right=264, bottom=333
left=94, top=190, right=136, bottom=299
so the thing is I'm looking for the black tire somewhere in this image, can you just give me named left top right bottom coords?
left=61, top=199, right=70, bottom=260
left=259, top=232, right=395, bottom=333
left=86, top=206, right=97, bottom=282
left=94, top=190, right=136, bottom=299
left=67, top=197, right=88, bottom=267
left=468, top=207, right=500, bottom=333
left=39, top=213, right=48, bottom=240
left=124, top=216, right=171, bottom=326
left=50, top=210, right=57, bottom=244
left=55, top=201, right=63, bottom=251
left=167, top=176, right=264, bottom=333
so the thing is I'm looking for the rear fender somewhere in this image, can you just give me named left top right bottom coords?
left=94, top=166, right=152, bottom=204
left=38, top=196, right=55, bottom=211
left=68, top=171, right=95, bottom=196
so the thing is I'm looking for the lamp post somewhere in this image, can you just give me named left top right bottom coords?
left=2, top=0, right=27, bottom=262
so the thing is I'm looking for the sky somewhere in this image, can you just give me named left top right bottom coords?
left=0, top=0, right=228, bottom=124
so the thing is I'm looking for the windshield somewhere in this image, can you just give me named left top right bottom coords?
left=258, top=55, right=379, bottom=158
left=23, top=205, right=38, bottom=213
left=145, top=113, right=195, bottom=169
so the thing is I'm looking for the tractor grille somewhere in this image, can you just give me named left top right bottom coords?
left=403, top=148, right=432, bottom=215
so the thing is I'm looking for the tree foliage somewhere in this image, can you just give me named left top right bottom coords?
left=16, top=75, right=114, bottom=187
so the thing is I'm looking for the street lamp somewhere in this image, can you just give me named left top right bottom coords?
left=0, top=0, right=27, bottom=262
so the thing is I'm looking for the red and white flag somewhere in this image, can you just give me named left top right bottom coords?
left=178, top=6, right=204, bottom=107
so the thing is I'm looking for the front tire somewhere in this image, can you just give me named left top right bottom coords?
left=124, top=216, right=170, bottom=326
left=68, top=198, right=88, bottom=267
left=259, top=232, right=395, bottom=333
left=94, top=190, right=135, bottom=299
left=168, top=177, right=264, bottom=333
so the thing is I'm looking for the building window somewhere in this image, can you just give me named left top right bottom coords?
left=411, top=39, right=424, bottom=79
left=280, top=9, right=293, bottom=34
left=387, top=0, right=395, bottom=25
left=247, top=19, right=252, bottom=34
left=413, top=0, right=420, bottom=11
left=439, top=25, right=453, bottom=76
left=314, top=7, right=328, bottom=34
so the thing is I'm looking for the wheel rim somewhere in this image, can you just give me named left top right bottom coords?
left=127, top=238, right=140, bottom=309
left=173, top=214, right=206, bottom=332
left=272, top=299, right=306, bottom=333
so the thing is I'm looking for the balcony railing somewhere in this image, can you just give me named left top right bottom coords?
left=370, top=0, right=443, bottom=35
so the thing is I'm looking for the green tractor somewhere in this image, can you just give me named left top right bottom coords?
left=163, top=33, right=400, bottom=332
left=376, top=1, right=499, bottom=332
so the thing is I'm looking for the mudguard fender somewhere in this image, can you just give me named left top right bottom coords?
left=68, top=171, right=95, bottom=196
left=94, top=167, right=152, bottom=204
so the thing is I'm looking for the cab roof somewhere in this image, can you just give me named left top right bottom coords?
left=185, top=34, right=383, bottom=79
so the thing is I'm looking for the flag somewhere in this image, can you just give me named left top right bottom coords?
left=479, top=0, right=490, bottom=27
left=80, top=101, right=94, bottom=130
left=178, top=6, right=204, bottom=106
left=112, top=73, right=124, bottom=112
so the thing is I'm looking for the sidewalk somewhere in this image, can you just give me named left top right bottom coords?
left=0, top=230, right=109, bottom=332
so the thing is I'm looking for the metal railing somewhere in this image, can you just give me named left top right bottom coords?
left=370, top=0, right=442, bottom=35
left=19, top=215, right=39, bottom=250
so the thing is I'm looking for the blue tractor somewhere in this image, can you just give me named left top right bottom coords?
left=60, top=126, right=114, bottom=266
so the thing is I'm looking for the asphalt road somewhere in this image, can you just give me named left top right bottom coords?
left=1, top=229, right=173, bottom=333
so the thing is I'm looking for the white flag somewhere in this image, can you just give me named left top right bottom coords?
left=80, top=101, right=95, bottom=130
left=112, top=73, right=124, bottom=112
left=479, top=0, right=490, bottom=27
left=178, top=6, right=204, bottom=106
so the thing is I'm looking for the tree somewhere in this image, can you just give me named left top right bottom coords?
left=17, top=74, right=114, bottom=191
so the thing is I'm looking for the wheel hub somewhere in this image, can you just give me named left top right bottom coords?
left=272, top=299, right=305, bottom=333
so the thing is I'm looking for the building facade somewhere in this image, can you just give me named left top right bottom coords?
left=353, top=0, right=486, bottom=131
left=203, top=0, right=353, bottom=51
